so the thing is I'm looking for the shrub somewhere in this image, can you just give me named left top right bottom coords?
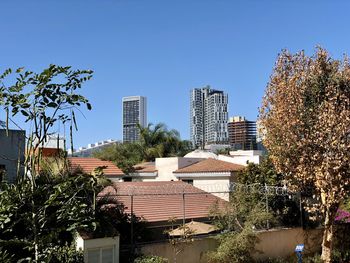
left=134, top=255, right=168, bottom=263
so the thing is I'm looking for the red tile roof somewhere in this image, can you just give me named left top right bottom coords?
left=133, top=162, right=157, bottom=173
left=98, top=181, right=226, bottom=223
left=68, top=157, right=124, bottom=177
left=174, top=158, right=244, bottom=174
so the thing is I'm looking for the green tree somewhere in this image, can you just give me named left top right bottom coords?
left=259, top=48, right=350, bottom=262
left=138, top=123, right=192, bottom=161
left=0, top=65, right=125, bottom=262
left=208, top=189, right=272, bottom=263
left=94, top=123, right=193, bottom=174
left=237, top=157, right=301, bottom=228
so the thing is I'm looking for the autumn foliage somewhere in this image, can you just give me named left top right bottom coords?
left=259, top=48, right=350, bottom=262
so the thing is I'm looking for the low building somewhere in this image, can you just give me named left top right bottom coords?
left=218, top=150, right=264, bottom=165
left=0, top=129, right=25, bottom=182
left=128, top=157, right=204, bottom=182
left=99, top=181, right=226, bottom=240
left=68, top=157, right=124, bottom=181
left=174, top=158, right=244, bottom=200
left=68, top=139, right=117, bottom=157
left=76, top=232, right=120, bottom=263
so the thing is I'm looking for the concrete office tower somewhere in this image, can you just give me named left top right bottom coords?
left=122, top=96, right=147, bottom=143
left=228, top=116, right=257, bottom=150
left=190, top=86, right=228, bottom=148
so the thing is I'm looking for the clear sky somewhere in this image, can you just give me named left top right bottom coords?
left=1, top=0, right=350, bottom=147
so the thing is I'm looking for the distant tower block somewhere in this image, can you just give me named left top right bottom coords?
left=228, top=116, right=257, bottom=150
left=122, top=96, right=147, bottom=143
left=190, top=86, right=228, bottom=148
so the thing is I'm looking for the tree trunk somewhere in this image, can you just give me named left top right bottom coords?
left=321, top=205, right=338, bottom=263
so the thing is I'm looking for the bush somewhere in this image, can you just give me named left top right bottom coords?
left=134, top=255, right=168, bottom=263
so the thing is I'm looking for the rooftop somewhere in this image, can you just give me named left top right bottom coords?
left=174, top=158, right=244, bottom=174
left=133, top=162, right=157, bottom=173
left=68, top=157, right=124, bottom=177
left=99, top=181, right=226, bottom=223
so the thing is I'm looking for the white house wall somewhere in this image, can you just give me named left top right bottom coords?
left=155, top=157, right=204, bottom=181
left=176, top=172, right=232, bottom=201
left=218, top=154, right=261, bottom=166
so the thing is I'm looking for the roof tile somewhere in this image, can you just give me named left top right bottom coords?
left=174, top=158, right=244, bottom=174
left=98, top=181, right=226, bottom=222
left=68, top=157, right=124, bottom=176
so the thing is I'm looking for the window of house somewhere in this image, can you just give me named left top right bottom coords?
left=182, top=179, right=193, bottom=185
left=123, top=177, right=132, bottom=182
left=87, top=246, right=114, bottom=263
left=0, top=164, right=6, bottom=182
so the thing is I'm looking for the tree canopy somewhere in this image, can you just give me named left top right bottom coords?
left=94, top=123, right=193, bottom=174
left=259, top=47, right=350, bottom=262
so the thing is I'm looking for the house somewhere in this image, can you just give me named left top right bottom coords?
left=76, top=232, right=120, bottom=263
left=68, top=157, right=124, bottom=181
left=218, top=150, right=264, bottom=165
left=0, top=129, right=25, bottom=182
left=174, top=158, right=245, bottom=200
left=127, top=157, right=204, bottom=182
left=99, top=181, right=226, bottom=240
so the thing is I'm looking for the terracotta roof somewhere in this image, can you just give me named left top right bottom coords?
left=168, top=221, right=219, bottom=236
left=98, top=181, right=226, bottom=223
left=173, top=158, right=244, bottom=174
left=68, top=157, right=124, bottom=176
left=133, top=162, right=157, bottom=173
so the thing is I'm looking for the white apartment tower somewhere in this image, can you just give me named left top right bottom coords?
left=122, top=96, right=147, bottom=143
left=190, top=86, right=228, bottom=148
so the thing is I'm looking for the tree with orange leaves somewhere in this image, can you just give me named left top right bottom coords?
left=259, top=47, right=350, bottom=263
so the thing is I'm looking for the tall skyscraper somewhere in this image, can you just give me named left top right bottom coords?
left=190, top=86, right=228, bottom=148
left=122, top=96, right=147, bottom=143
left=228, top=116, right=257, bottom=150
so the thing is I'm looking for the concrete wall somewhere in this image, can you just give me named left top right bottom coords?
left=139, top=227, right=323, bottom=263
left=0, top=129, right=25, bottom=183
left=76, top=236, right=120, bottom=263
left=155, top=157, right=203, bottom=181
left=140, top=236, right=218, bottom=263
left=218, top=150, right=263, bottom=166
left=253, top=227, right=323, bottom=260
left=192, top=176, right=230, bottom=201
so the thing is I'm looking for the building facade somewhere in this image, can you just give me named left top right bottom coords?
left=0, top=129, right=25, bottom=182
left=122, top=96, right=147, bottom=143
left=190, top=86, right=228, bottom=148
left=68, top=139, right=117, bottom=157
left=228, top=116, right=257, bottom=150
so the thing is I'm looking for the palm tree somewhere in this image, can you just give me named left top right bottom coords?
left=137, top=123, right=190, bottom=162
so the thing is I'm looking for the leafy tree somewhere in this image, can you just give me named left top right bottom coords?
left=94, top=123, right=193, bottom=174
left=94, top=142, right=143, bottom=174
left=0, top=166, right=108, bottom=261
left=236, top=156, right=283, bottom=186
left=138, top=123, right=192, bottom=161
left=0, top=65, right=119, bottom=261
left=259, top=47, right=350, bottom=262
left=134, top=255, right=168, bottom=263
left=208, top=189, right=272, bottom=263
left=237, top=157, right=301, bottom=228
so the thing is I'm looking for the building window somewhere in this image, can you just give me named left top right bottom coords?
left=0, top=164, right=6, bottom=182
left=87, top=246, right=114, bottom=263
left=182, top=179, right=193, bottom=185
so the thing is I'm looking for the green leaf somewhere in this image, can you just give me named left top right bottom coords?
left=20, top=110, right=29, bottom=117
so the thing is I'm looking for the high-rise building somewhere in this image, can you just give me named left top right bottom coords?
left=190, top=86, right=228, bottom=148
left=228, top=116, right=257, bottom=150
left=122, top=96, right=147, bottom=143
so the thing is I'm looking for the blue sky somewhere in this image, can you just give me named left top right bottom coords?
left=1, top=0, right=350, bottom=147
